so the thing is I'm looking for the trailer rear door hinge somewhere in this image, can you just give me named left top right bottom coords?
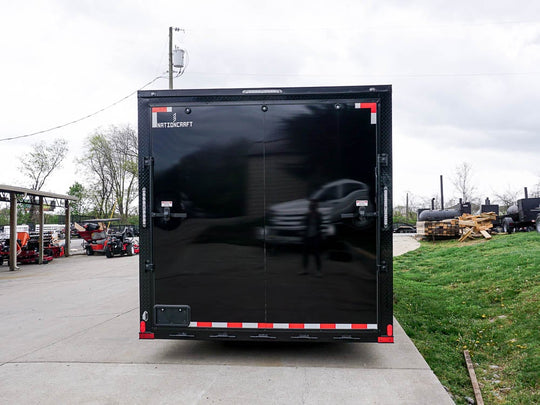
left=145, top=260, right=154, bottom=272
left=378, top=262, right=388, bottom=273
left=144, top=156, right=154, bottom=167
left=378, top=153, right=389, bottom=166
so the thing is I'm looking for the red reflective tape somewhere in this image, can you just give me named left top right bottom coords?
left=152, top=107, right=168, bottom=113
left=289, top=323, right=305, bottom=329
left=139, top=332, right=155, bottom=339
left=360, top=103, right=377, bottom=113
left=351, top=324, right=368, bottom=329
left=197, top=322, right=213, bottom=327
left=227, top=322, right=243, bottom=328
left=320, top=324, right=336, bottom=329
left=258, top=323, right=274, bottom=329
left=140, top=321, right=146, bottom=333
left=387, top=324, right=393, bottom=337
left=378, top=336, right=394, bottom=343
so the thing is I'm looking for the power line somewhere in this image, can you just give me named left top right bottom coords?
left=188, top=70, right=540, bottom=78
left=0, top=75, right=165, bottom=143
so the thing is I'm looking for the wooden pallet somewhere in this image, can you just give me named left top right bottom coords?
left=458, top=212, right=497, bottom=242
left=417, top=218, right=460, bottom=237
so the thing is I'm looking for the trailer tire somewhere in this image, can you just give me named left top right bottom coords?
left=502, top=217, right=514, bottom=234
left=105, top=246, right=113, bottom=258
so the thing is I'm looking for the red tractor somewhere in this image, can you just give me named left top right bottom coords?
left=74, top=220, right=139, bottom=257
left=104, top=227, right=139, bottom=258
left=74, top=221, right=110, bottom=256
left=0, top=232, right=54, bottom=266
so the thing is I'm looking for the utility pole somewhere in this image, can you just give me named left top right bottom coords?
left=168, top=26, right=173, bottom=90
left=168, top=27, right=186, bottom=89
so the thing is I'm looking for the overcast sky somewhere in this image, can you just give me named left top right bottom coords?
left=1, top=0, right=539, bottom=209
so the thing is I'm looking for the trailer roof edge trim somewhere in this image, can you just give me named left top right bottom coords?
left=138, top=84, right=392, bottom=98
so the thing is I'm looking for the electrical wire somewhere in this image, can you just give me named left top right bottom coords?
left=0, top=75, right=166, bottom=143
left=187, top=70, right=540, bottom=78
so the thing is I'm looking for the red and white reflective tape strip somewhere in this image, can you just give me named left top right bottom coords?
left=189, top=322, right=377, bottom=330
left=151, top=106, right=172, bottom=127
left=354, top=102, right=377, bottom=124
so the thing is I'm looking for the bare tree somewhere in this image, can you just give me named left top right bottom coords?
left=17, top=138, right=69, bottom=225
left=452, top=162, right=477, bottom=203
left=532, top=176, right=540, bottom=198
left=494, top=187, right=520, bottom=208
left=79, top=125, right=138, bottom=221
left=18, top=138, right=69, bottom=190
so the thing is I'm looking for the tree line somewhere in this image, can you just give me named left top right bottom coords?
left=2, top=131, right=538, bottom=227
left=394, top=162, right=540, bottom=223
left=1, top=125, right=138, bottom=225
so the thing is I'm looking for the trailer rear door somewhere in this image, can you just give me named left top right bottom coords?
left=150, top=104, right=266, bottom=323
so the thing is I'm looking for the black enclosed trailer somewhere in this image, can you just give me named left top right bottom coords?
left=138, top=85, right=393, bottom=342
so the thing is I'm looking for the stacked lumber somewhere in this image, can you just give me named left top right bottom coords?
left=458, top=212, right=497, bottom=242
left=417, top=219, right=460, bottom=237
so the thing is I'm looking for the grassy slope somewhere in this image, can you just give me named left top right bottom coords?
left=393, top=232, right=539, bottom=404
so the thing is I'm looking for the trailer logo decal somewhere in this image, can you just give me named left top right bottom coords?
left=355, top=102, right=377, bottom=124
left=152, top=106, right=193, bottom=129
left=188, top=321, right=378, bottom=330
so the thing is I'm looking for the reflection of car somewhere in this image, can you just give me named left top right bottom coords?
left=265, top=179, right=372, bottom=244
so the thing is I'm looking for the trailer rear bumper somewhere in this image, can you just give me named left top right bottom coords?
left=139, top=322, right=394, bottom=343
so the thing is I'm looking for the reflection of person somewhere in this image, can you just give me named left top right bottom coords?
left=300, top=199, right=323, bottom=277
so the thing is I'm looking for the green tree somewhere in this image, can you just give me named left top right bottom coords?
left=79, top=125, right=137, bottom=221
left=18, top=138, right=68, bottom=225
left=67, top=182, right=90, bottom=219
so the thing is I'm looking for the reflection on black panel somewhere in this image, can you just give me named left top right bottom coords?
left=264, top=103, right=377, bottom=324
left=152, top=105, right=265, bottom=322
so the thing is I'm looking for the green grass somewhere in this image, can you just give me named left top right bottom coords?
left=393, top=232, right=539, bottom=404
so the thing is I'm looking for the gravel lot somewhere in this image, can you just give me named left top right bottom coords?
left=393, top=233, right=420, bottom=256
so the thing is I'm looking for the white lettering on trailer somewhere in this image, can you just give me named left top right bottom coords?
left=155, top=121, right=193, bottom=128
left=151, top=106, right=193, bottom=129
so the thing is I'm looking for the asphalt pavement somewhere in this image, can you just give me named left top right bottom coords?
left=0, top=234, right=454, bottom=404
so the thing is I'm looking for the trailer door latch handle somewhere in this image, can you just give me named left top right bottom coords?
left=151, top=208, right=187, bottom=222
left=341, top=210, right=377, bottom=219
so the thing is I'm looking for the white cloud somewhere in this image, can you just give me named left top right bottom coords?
left=0, top=0, right=539, bottom=205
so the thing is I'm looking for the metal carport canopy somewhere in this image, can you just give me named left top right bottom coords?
left=0, top=184, right=78, bottom=271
